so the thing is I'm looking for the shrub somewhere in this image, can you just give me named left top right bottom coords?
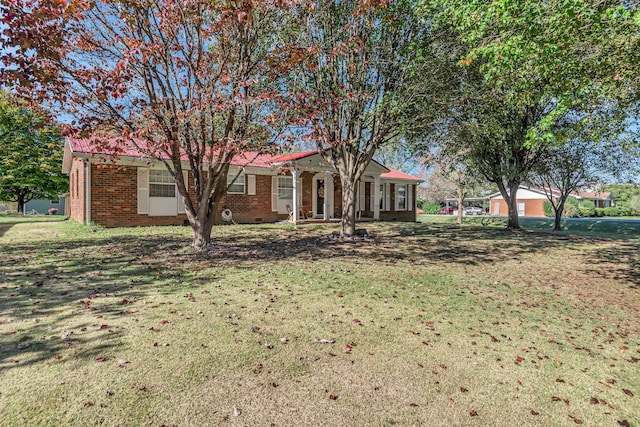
left=578, top=202, right=596, bottom=218
left=630, top=195, right=640, bottom=215
left=619, top=206, right=633, bottom=216
left=602, top=207, right=621, bottom=217
left=420, top=201, right=441, bottom=215
left=543, top=200, right=554, bottom=217
left=562, top=203, right=579, bottom=218
left=595, top=208, right=606, bottom=217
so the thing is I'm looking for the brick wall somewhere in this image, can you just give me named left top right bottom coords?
left=219, top=174, right=284, bottom=224
left=489, top=198, right=546, bottom=217
left=67, top=159, right=418, bottom=227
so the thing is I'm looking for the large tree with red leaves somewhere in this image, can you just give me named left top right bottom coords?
left=1, top=0, right=290, bottom=247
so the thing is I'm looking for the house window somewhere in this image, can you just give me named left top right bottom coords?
left=379, top=184, right=385, bottom=210
left=149, top=169, right=175, bottom=197
left=396, top=184, right=407, bottom=211
left=278, top=177, right=293, bottom=200
left=227, top=172, right=245, bottom=194
left=518, top=202, right=525, bottom=216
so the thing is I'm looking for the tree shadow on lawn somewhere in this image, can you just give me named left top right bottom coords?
left=0, top=234, right=211, bottom=371
left=581, top=240, right=640, bottom=288
left=1, top=222, right=634, bottom=370
left=0, top=223, right=15, bottom=238
left=207, top=222, right=594, bottom=268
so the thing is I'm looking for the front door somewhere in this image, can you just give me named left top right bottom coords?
left=317, top=179, right=324, bottom=216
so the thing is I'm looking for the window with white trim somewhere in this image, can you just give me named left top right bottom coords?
left=396, top=184, right=407, bottom=211
left=278, top=177, right=293, bottom=200
left=227, top=172, right=245, bottom=194
left=149, top=169, right=175, bottom=197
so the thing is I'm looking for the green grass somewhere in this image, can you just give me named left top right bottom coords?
left=0, top=213, right=67, bottom=224
left=419, top=214, right=640, bottom=238
left=1, top=221, right=639, bottom=426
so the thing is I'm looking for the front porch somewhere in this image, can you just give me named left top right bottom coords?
left=271, top=151, right=388, bottom=225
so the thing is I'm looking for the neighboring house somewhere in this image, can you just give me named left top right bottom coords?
left=24, top=196, right=66, bottom=215
left=61, top=138, right=422, bottom=227
left=488, top=186, right=615, bottom=217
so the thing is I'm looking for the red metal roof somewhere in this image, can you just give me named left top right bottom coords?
left=381, top=169, right=422, bottom=181
left=68, top=138, right=422, bottom=180
left=68, top=137, right=279, bottom=168
left=270, top=150, right=319, bottom=163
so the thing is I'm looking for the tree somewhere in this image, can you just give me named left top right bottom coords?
left=424, top=150, right=485, bottom=224
left=422, top=1, right=636, bottom=230
left=0, top=98, right=67, bottom=213
left=530, top=142, right=597, bottom=230
left=433, top=55, right=558, bottom=230
left=432, top=158, right=474, bottom=225
left=1, top=0, right=290, bottom=247
left=433, top=0, right=640, bottom=107
left=282, top=0, right=458, bottom=236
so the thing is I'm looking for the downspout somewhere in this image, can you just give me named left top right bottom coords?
left=85, top=160, right=91, bottom=225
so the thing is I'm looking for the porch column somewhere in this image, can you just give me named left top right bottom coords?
left=291, top=168, right=298, bottom=224
left=374, top=175, right=380, bottom=220
left=324, top=171, right=331, bottom=220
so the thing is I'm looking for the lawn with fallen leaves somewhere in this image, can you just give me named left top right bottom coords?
left=0, top=220, right=638, bottom=426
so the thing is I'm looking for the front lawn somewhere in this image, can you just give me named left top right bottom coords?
left=419, top=214, right=640, bottom=238
left=0, top=221, right=638, bottom=426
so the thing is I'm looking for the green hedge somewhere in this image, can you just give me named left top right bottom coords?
left=420, top=201, right=441, bottom=214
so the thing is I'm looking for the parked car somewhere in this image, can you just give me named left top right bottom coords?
left=463, top=206, right=483, bottom=216
left=439, top=206, right=455, bottom=215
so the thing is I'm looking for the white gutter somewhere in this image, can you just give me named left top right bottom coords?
left=85, top=160, right=91, bottom=225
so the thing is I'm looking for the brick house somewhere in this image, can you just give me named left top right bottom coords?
left=62, top=138, right=422, bottom=227
left=488, top=186, right=615, bottom=217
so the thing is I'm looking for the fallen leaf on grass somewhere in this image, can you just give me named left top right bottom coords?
left=95, top=357, right=108, bottom=362
left=589, top=397, right=599, bottom=405
left=469, top=410, right=478, bottom=417
left=530, top=410, right=539, bottom=415
left=460, top=387, right=468, bottom=393
left=556, top=378, right=565, bottom=383
left=233, top=407, right=241, bottom=416
left=83, top=402, right=93, bottom=409
left=313, top=338, right=335, bottom=344
left=329, top=394, right=338, bottom=400
left=569, top=415, right=583, bottom=424
left=100, top=324, right=108, bottom=329
left=622, top=389, right=634, bottom=397
left=618, top=420, right=630, bottom=426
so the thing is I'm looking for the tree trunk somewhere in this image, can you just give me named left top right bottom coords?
left=341, top=177, right=357, bottom=236
left=17, top=197, right=25, bottom=214
left=191, top=215, right=215, bottom=248
left=553, top=198, right=566, bottom=231
left=180, top=164, right=229, bottom=249
left=505, top=183, right=521, bottom=230
left=456, top=186, right=464, bottom=225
